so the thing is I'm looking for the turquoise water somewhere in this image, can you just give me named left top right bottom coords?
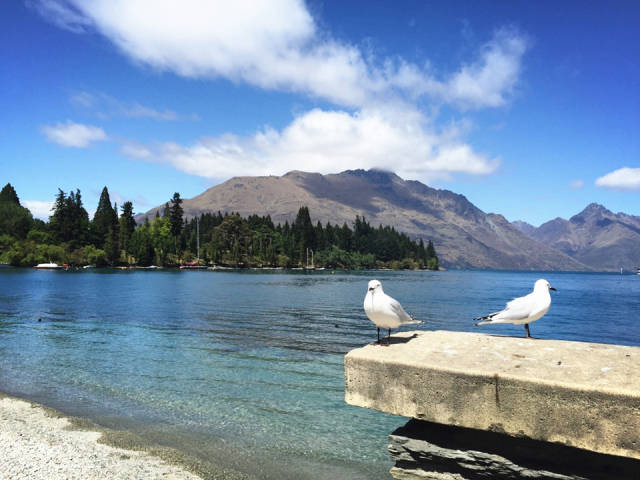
left=0, top=269, right=639, bottom=478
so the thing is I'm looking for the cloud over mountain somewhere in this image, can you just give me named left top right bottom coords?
left=33, top=1, right=527, bottom=183
left=124, top=107, right=499, bottom=182
left=595, top=167, right=640, bottom=191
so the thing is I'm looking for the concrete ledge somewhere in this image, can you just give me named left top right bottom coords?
left=344, top=331, right=640, bottom=459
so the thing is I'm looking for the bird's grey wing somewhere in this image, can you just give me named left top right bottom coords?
left=495, top=293, right=536, bottom=321
left=387, top=297, right=414, bottom=323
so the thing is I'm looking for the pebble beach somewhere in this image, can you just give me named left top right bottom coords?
left=0, top=395, right=203, bottom=480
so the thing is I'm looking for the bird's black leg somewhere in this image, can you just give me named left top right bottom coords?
left=525, top=323, right=531, bottom=338
left=377, top=327, right=380, bottom=344
left=387, top=328, right=391, bottom=345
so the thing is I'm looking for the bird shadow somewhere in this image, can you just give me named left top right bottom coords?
left=372, top=333, right=419, bottom=346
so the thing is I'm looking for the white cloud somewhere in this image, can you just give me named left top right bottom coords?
left=123, top=107, right=498, bottom=182
left=70, top=91, right=198, bottom=121
left=41, top=121, right=108, bottom=147
left=442, top=28, right=528, bottom=108
left=595, top=167, right=640, bottom=191
left=33, top=1, right=527, bottom=183
left=26, top=0, right=91, bottom=33
left=124, top=103, right=179, bottom=121
left=24, top=200, right=54, bottom=220
left=569, top=179, right=584, bottom=189
left=69, top=91, right=95, bottom=108
left=120, top=142, right=152, bottom=160
left=33, top=1, right=528, bottom=110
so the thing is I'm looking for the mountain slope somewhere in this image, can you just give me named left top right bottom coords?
left=142, top=169, right=588, bottom=270
left=525, top=204, right=640, bottom=271
left=511, top=220, right=537, bottom=237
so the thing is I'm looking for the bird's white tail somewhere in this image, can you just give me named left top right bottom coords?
left=404, top=319, right=422, bottom=325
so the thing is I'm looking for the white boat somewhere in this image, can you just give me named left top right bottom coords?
left=34, top=263, right=63, bottom=270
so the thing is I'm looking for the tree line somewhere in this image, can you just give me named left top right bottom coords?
left=0, top=183, right=439, bottom=270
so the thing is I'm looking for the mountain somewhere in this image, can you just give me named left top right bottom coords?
left=511, top=220, right=537, bottom=237
left=522, top=203, right=640, bottom=271
left=142, top=169, right=588, bottom=270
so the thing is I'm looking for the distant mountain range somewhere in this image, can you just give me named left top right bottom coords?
left=512, top=203, right=640, bottom=272
left=141, top=169, right=638, bottom=271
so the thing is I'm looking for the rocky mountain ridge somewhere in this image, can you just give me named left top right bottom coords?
left=143, top=169, right=593, bottom=270
left=513, top=203, right=640, bottom=271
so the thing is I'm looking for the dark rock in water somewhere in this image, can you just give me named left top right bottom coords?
left=388, top=419, right=640, bottom=480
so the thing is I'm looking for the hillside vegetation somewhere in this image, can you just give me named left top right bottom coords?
left=0, top=184, right=438, bottom=270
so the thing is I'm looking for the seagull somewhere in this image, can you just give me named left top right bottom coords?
left=474, top=279, right=557, bottom=338
left=364, top=280, right=421, bottom=345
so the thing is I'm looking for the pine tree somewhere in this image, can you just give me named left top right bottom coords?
left=119, top=201, right=136, bottom=256
left=0, top=183, right=32, bottom=238
left=104, top=226, right=120, bottom=265
left=50, top=189, right=89, bottom=248
left=426, top=240, right=436, bottom=259
left=0, top=183, right=20, bottom=205
left=91, top=187, right=117, bottom=248
left=168, top=192, right=184, bottom=252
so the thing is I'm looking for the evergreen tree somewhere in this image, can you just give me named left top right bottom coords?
left=168, top=192, right=184, bottom=252
left=426, top=239, right=436, bottom=259
left=104, top=226, right=120, bottom=265
left=119, top=201, right=136, bottom=256
left=91, top=187, right=118, bottom=248
left=49, top=189, right=89, bottom=248
left=294, top=206, right=315, bottom=249
left=0, top=183, right=32, bottom=238
left=0, top=183, right=20, bottom=205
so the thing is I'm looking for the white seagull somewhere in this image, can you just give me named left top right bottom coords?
left=364, top=280, right=421, bottom=345
left=474, top=279, right=557, bottom=338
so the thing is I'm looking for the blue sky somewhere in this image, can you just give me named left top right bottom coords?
left=1, top=1, right=638, bottom=226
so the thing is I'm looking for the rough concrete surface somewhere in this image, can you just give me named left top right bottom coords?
left=344, top=331, right=640, bottom=459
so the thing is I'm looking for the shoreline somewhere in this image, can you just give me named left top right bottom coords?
left=0, top=391, right=250, bottom=480
left=0, top=390, right=379, bottom=480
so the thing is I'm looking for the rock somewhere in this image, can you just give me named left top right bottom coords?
left=388, top=419, right=640, bottom=480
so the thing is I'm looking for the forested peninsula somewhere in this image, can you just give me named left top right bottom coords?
left=0, top=183, right=439, bottom=270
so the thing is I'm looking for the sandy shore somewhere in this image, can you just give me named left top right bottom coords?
left=0, top=395, right=206, bottom=479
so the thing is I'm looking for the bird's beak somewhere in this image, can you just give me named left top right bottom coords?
left=549, top=286, right=557, bottom=291
left=368, top=287, right=374, bottom=292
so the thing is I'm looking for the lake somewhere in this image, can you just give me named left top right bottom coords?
left=0, top=269, right=638, bottom=479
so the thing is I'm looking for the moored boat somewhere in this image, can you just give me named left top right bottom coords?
left=34, top=263, right=63, bottom=270
left=180, top=261, right=208, bottom=270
